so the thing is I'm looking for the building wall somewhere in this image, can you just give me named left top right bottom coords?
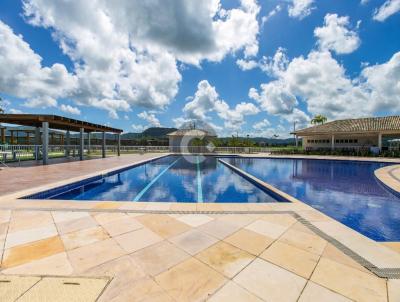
left=302, top=134, right=379, bottom=150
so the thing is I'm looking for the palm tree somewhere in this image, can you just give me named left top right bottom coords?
left=311, top=114, right=327, bottom=125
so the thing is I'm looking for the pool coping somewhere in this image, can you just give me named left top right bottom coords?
left=242, top=153, right=400, bottom=163
left=218, top=159, right=301, bottom=204
left=375, top=164, right=400, bottom=196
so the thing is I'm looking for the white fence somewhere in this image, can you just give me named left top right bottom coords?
left=0, top=144, right=278, bottom=163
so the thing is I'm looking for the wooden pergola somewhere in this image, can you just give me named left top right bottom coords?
left=0, top=114, right=123, bottom=165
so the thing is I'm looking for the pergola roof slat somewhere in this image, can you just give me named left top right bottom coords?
left=0, top=114, right=123, bottom=133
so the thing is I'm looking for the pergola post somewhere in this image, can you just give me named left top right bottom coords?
left=42, top=122, right=49, bottom=165
left=378, top=133, right=382, bottom=152
left=295, top=135, right=298, bottom=148
left=35, top=127, right=41, bottom=160
left=79, top=128, right=84, bottom=161
left=117, top=133, right=121, bottom=156
left=102, top=132, right=106, bottom=158
left=65, top=130, right=70, bottom=157
left=0, top=127, right=5, bottom=144
left=87, top=132, right=91, bottom=155
left=331, top=134, right=335, bottom=151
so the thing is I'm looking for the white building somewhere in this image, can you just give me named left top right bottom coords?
left=292, top=116, right=400, bottom=152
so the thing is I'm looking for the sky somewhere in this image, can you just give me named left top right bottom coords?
left=0, top=0, right=399, bottom=138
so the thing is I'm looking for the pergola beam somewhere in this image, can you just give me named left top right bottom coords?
left=0, top=114, right=122, bottom=134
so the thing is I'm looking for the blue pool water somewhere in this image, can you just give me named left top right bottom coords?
left=30, top=155, right=281, bottom=203
left=226, top=157, right=400, bottom=241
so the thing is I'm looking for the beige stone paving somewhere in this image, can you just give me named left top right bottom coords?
left=0, top=210, right=396, bottom=301
left=0, top=154, right=398, bottom=300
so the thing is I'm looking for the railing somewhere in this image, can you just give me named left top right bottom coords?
left=0, top=144, right=282, bottom=163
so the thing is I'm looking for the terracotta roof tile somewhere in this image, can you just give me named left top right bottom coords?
left=293, top=116, right=400, bottom=135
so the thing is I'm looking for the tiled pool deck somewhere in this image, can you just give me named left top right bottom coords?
left=1, top=153, right=400, bottom=301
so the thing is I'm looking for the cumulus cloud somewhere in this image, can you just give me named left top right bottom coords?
left=373, top=0, right=400, bottom=21
left=0, top=21, right=77, bottom=108
left=360, top=52, right=400, bottom=112
left=249, top=81, right=297, bottom=115
left=236, top=59, right=258, bottom=71
left=138, top=111, right=161, bottom=127
left=182, top=80, right=259, bottom=131
left=60, top=104, right=81, bottom=115
left=0, top=0, right=261, bottom=118
left=288, top=0, right=315, bottom=20
left=259, top=47, right=289, bottom=76
left=131, top=124, right=146, bottom=132
left=314, top=14, right=361, bottom=54
left=9, top=109, right=23, bottom=114
left=253, top=119, right=270, bottom=130
left=249, top=47, right=400, bottom=121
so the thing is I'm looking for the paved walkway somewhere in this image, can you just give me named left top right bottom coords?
left=0, top=208, right=398, bottom=302
left=0, top=153, right=163, bottom=197
left=0, top=154, right=399, bottom=301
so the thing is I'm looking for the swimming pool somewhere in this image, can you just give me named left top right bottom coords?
left=25, top=155, right=282, bottom=203
left=226, top=157, right=400, bottom=241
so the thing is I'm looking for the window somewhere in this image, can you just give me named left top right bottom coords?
left=354, top=139, right=358, bottom=143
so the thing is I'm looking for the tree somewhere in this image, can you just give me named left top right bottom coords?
left=311, top=114, right=327, bottom=125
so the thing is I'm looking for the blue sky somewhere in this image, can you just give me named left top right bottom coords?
left=0, top=0, right=399, bottom=137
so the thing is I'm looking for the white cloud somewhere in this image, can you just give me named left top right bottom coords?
left=360, top=51, right=400, bottom=112
left=138, top=111, right=161, bottom=127
left=9, top=109, right=23, bottom=114
left=23, top=96, right=57, bottom=108
left=249, top=81, right=297, bottom=115
left=259, top=47, right=289, bottom=76
left=250, top=47, right=400, bottom=121
left=261, top=4, right=282, bottom=24
left=0, top=21, right=77, bottom=108
left=182, top=80, right=259, bottom=131
left=87, top=98, right=131, bottom=119
left=288, top=0, right=315, bottom=20
left=253, top=119, right=270, bottom=130
left=0, top=0, right=261, bottom=117
left=236, top=59, right=258, bottom=71
left=131, top=124, right=145, bottom=132
left=172, top=117, right=191, bottom=128
left=373, top=0, right=400, bottom=21
left=60, top=104, right=81, bottom=115
left=183, top=80, right=220, bottom=120
left=314, top=14, right=361, bottom=54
